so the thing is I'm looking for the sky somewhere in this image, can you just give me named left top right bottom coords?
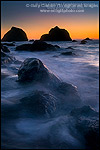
left=1, top=1, right=99, bottom=40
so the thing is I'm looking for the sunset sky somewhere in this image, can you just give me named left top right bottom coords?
left=1, top=1, right=99, bottom=40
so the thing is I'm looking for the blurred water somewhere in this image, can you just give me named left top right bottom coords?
left=1, top=40, right=99, bottom=149
left=5, top=40, right=99, bottom=110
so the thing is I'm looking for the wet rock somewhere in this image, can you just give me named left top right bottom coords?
left=72, top=40, right=77, bottom=42
left=1, top=91, right=57, bottom=118
left=16, top=40, right=59, bottom=51
left=29, top=39, right=34, bottom=42
left=1, top=26, right=28, bottom=42
left=2, top=42, right=15, bottom=46
left=1, top=51, right=12, bottom=64
left=17, top=58, right=48, bottom=82
left=84, top=38, right=92, bottom=41
left=65, top=46, right=74, bottom=50
left=17, top=58, right=81, bottom=113
left=40, top=26, right=72, bottom=41
left=76, top=117, right=99, bottom=149
left=1, top=51, right=7, bottom=57
left=16, top=44, right=32, bottom=51
left=80, top=40, right=87, bottom=44
left=61, top=51, right=74, bottom=56
left=70, top=105, right=98, bottom=118
left=18, top=58, right=59, bottom=83
left=31, top=40, right=57, bottom=51
left=20, top=91, right=57, bottom=117
left=69, top=106, right=99, bottom=149
left=56, top=82, right=81, bottom=108
left=54, top=45, right=60, bottom=48
left=1, top=50, right=15, bottom=65
left=1, top=44, right=10, bottom=52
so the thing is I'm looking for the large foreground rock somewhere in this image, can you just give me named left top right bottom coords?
left=17, top=58, right=81, bottom=114
left=2, top=57, right=81, bottom=118
left=2, top=91, right=57, bottom=118
left=18, top=58, right=60, bottom=83
left=16, top=40, right=60, bottom=51
left=20, top=91, right=57, bottom=117
left=2, top=26, right=28, bottom=42
left=40, top=26, right=72, bottom=41
left=69, top=106, right=99, bottom=149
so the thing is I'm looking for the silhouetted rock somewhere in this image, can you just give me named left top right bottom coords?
left=80, top=40, right=87, bottom=44
left=40, top=26, right=72, bottom=41
left=84, top=38, right=92, bottom=41
left=2, top=26, right=28, bottom=42
left=61, top=51, right=74, bottom=56
left=66, top=46, right=74, bottom=50
left=2, top=42, right=15, bottom=46
left=16, top=44, right=32, bottom=51
left=31, top=40, right=58, bottom=51
left=29, top=39, right=34, bottom=42
left=16, top=40, right=59, bottom=51
left=1, top=44, right=10, bottom=52
left=72, top=40, right=77, bottom=42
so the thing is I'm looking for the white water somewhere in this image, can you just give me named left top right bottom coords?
left=2, top=40, right=99, bottom=110
left=1, top=40, right=99, bottom=149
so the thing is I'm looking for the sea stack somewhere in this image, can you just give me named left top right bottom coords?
left=2, top=26, right=28, bottom=42
left=40, top=26, right=72, bottom=41
left=84, top=38, right=92, bottom=41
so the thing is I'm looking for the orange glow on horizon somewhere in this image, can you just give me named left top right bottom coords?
left=1, top=26, right=99, bottom=40
left=1, top=1, right=99, bottom=40
left=1, top=16, right=99, bottom=40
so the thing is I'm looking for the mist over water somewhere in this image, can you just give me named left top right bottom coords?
left=1, top=40, right=99, bottom=149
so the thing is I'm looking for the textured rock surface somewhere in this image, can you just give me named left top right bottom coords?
left=17, top=58, right=81, bottom=112
left=20, top=91, right=57, bottom=116
left=18, top=58, right=60, bottom=83
left=69, top=106, right=99, bottom=149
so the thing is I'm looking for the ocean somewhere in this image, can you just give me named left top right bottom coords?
left=1, top=40, right=99, bottom=149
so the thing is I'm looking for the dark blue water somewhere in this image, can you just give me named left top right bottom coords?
left=1, top=40, right=99, bottom=149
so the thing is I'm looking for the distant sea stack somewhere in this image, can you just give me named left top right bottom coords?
left=2, top=27, right=28, bottom=42
left=84, top=38, right=92, bottom=41
left=40, top=26, right=72, bottom=41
